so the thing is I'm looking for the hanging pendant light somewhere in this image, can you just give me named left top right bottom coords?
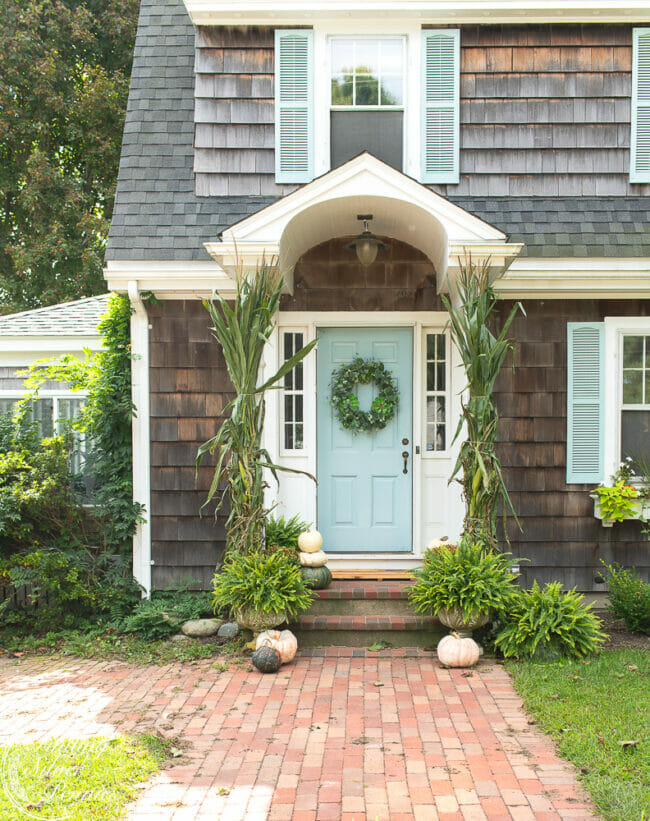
left=345, top=214, right=388, bottom=266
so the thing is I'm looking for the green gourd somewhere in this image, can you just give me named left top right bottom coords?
left=251, top=645, right=282, bottom=673
left=300, top=565, right=332, bottom=590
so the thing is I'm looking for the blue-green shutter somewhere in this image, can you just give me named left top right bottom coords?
left=566, top=323, right=605, bottom=484
left=274, top=30, right=313, bottom=184
left=421, top=30, right=460, bottom=185
left=631, top=28, right=650, bottom=183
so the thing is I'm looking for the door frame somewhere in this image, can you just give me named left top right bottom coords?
left=262, top=311, right=464, bottom=569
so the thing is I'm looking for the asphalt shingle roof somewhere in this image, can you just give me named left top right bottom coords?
left=105, top=0, right=650, bottom=262
left=0, top=295, right=110, bottom=336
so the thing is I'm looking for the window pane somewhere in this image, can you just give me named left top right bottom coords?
left=284, top=370, right=294, bottom=390
left=380, top=75, right=402, bottom=106
left=0, top=398, right=17, bottom=416
left=437, top=424, right=446, bottom=451
left=621, top=409, right=650, bottom=465
left=437, top=334, right=445, bottom=359
left=623, top=335, right=643, bottom=368
left=426, top=334, right=436, bottom=359
left=427, top=363, right=436, bottom=392
left=331, top=40, right=354, bottom=74
left=427, top=396, right=437, bottom=423
left=284, top=394, right=293, bottom=422
left=380, top=39, right=403, bottom=72
left=285, top=425, right=294, bottom=450
left=437, top=362, right=445, bottom=391
left=331, top=76, right=353, bottom=105
left=283, top=333, right=294, bottom=360
left=295, top=424, right=303, bottom=450
left=295, top=361, right=303, bottom=391
left=623, top=369, right=643, bottom=404
left=31, top=398, right=54, bottom=437
left=437, top=397, right=446, bottom=424
left=355, top=75, right=379, bottom=105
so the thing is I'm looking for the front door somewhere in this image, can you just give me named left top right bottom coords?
left=317, top=327, right=413, bottom=552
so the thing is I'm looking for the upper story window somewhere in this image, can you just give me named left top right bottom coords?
left=329, top=37, right=405, bottom=171
left=620, top=335, right=650, bottom=465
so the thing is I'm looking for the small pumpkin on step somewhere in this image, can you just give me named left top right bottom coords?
left=251, top=645, right=282, bottom=673
left=299, top=549, right=328, bottom=567
left=297, top=529, right=323, bottom=553
left=300, top=565, right=332, bottom=590
left=437, top=632, right=480, bottom=668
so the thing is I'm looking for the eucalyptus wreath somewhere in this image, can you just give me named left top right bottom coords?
left=330, top=356, right=399, bottom=433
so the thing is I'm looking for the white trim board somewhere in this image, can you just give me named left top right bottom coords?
left=184, top=1, right=650, bottom=26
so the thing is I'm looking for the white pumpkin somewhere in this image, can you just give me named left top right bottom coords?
left=437, top=633, right=480, bottom=668
left=297, top=529, right=323, bottom=553
left=256, top=629, right=298, bottom=664
left=427, top=537, right=451, bottom=551
left=299, top=550, right=328, bottom=567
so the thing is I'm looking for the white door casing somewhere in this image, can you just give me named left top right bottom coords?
left=262, top=311, right=464, bottom=569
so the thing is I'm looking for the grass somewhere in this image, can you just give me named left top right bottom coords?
left=0, top=626, right=248, bottom=665
left=508, top=648, right=650, bottom=821
left=0, top=734, right=169, bottom=820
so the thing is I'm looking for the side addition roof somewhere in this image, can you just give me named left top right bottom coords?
left=0, top=294, right=110, bottom=337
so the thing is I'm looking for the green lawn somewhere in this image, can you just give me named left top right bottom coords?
left=508, top=649, right=650, bottom=821
left=0, top=735, right=169, bottom=821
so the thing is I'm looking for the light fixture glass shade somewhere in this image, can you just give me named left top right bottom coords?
left=356, top=235, right=379, bottom=266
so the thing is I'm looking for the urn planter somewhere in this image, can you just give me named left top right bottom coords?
left=437, top=607, right=490, bottom=639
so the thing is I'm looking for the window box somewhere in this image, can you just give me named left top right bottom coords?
left=590, top=490, right=650, bottom=527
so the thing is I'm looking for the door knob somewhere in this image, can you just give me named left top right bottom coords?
left=402, top=451, right=409, bottom=474
left=402, top=438, right=409, bottom=445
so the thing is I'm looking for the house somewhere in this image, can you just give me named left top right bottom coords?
left=0, top=295, right=109, bottom=466
left=104, top=0, right=650, bottom=595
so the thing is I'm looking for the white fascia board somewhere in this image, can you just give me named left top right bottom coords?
left=184, top=0, right=650, bottom=25
left=0, top=336, right=102, bottom=355
left=496, top=257, right=650, bottom=298
left=104, top=260, right=236, bottom=299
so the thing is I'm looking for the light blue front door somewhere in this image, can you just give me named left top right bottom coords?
left=317, top=327, right=413, bottom=552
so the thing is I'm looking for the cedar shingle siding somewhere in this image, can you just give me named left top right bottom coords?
left=495, top=299, right=650, bottom=591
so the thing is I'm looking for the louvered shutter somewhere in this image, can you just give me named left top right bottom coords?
left=421, top=30, right=460, bottom=184
left=631, top=28, right=650, bottom=183
left=274, top=30, right=313, bottom=184
left=566, top=323, right=605, bottom=484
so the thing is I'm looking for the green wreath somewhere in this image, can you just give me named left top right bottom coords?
left=331, top=356, right=399, bottom=433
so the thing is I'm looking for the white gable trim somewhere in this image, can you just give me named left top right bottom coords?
left=203, top=153, right=520, bottom=292
left=184, top=1, right=650, bottom=26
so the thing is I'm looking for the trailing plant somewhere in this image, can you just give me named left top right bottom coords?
left=408, top=539, right=521, bottom=621
left=601, top=562, right=650, bottom=634
left=196, top=263, right=317, bottom=556
left=120, top=589, right=213, bottom=641
left=592, top=480, right=639, bottom=522
left=494, top=581, right=606, bottom=659
left=212, top=550, right=314, bottom=620
left=441, top=259, right=523, bottom=548
left=21, top=293, right=143, bottom=554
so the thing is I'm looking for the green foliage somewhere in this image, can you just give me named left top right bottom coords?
left=213, top=550, right=314, bottom=620
left=0, top=424, right=82, bottom=551
left=265, top=514, right=310, bottom=550
left=330, top=357, right=399, bottom=433
left=601, top=562, right=650, bottom=634
left=494, top=581, right=606, bottom=659
left=120, top=590, right=214, bottom=641
left=0, top=0, right=139, bottom=313
left=197, top=264, right=317, bottom=556
left=592, top=480, right=639, bottom=522
left=0, top=550, right=141, bottom=630
left=0, top=734, right=169, bottom=821
left=508, top=650, right=650, bottom=821
left=22, top=293, right=143, bottom=553
left=408, top=539, right=520, bottom=621
left=441, top=260, right=523, bottom=548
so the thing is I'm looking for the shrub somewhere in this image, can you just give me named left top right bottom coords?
left=120, top=590, right=213, bottom=641
left=213, top=550, right=314, bottom=620
left=494, top=581, right=606, bottom=659
left=408, top=539, right=520, bottom=621
left=601, top=562, right=650, bottom=634
left=265, top=514, right=309, bottom=550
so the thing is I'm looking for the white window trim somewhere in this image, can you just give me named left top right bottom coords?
left=278, top=326, right=311, bottom=459
left=313, top=21, right=422, bottom=180
left=603, top=316, right=650, bottom=483
left=422, top=328, right=452, bottom=458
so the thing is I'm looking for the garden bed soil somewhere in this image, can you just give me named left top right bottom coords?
left=595, top=609, right=650, bottom=651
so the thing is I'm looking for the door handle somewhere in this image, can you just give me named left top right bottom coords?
left=402, top=451, right=409, bottom=474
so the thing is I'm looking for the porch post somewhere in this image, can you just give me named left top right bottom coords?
left=128, top=280, right=152, bottom=596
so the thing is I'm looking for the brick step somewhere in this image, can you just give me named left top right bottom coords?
left=308, top=598, right=413, bottom=616
left=290, top=613, right=444, bottom=648
left=314, top=580, right=412, bottom=600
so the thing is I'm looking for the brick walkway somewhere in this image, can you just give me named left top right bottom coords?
left=0, top=650, right=597, bottom=820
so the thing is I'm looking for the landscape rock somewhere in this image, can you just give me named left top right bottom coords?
left=171, top=633, right=190, bottom=643
left=181, top=618, right=223, bottom=638
left=218, top=622, right=241, bottom=640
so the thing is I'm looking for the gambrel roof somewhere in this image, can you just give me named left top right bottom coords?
left=105, top=0, right=650, bottom=263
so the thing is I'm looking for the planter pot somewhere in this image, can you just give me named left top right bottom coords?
left=437, top=608, right=490, bottom=639
left=590, top=492, right=650, bottom=528
left=234, top=608, right=287, bottom=649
